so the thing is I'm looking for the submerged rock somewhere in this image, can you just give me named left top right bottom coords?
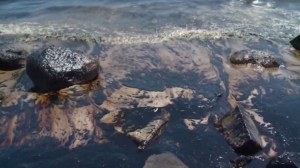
left=0, top=48, right=27, bottom=70
left=290, top=35, right=300, bottom=50
left=26, top=46, right=99, bottom=92
left=230, top=50, right=279, bottom=68
left=126, top=111, right=170, bottom=149
left=143, top=153, right=189, bottom=168
left=266, top=154, right=298, bottom=168
left=230, top=156, right=253, bottom=168
left=215, top=105, right=263, bottom=155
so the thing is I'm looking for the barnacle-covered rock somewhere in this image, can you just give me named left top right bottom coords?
left=230, top=50, right=279, bottom=68
left=26, top=46, right=99, bottom=92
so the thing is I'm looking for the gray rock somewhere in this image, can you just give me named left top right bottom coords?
left=144, top=153, right=189, bottom=168
left=127, top=112, right=170, bottom=149
left=0, top=48, right=27, bottom=70
left=290, top=35, right=300, bottom=50
left=266, top=154, right=298, bottom=168
left=215, top=105, right=263, bottom=155
left=230, top=50, right=279, bottom=68
left=26, top=46, right=99, bottom=92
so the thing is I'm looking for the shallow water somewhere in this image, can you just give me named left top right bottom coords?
left=0, top=0, right=300, bottom=168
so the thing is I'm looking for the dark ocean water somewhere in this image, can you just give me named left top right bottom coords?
left=0, top=0, right=300, bottom=168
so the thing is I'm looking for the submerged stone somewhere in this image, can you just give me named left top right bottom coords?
left=230, top=50, right=279, bottom=68
left=290, top=35, right=300, bottom=50
left=215, top=105, right=263, bottom=155
left=0, top=48, right=27, bottom=70
left=230, top=156, right=253, bottom=168
left=126, top=112, right=170, bottom=149
left=26, top=46, right=99, bottom=92
left=266, top=155, right=298, bottom=168
left=143, top=153, right=189, bottom=168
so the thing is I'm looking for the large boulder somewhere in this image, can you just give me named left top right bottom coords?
left=26, top=46, right=99, bottom=92
left=0, top=48, right=27, bottom=70
left=144, top=153, right=189, bottom=168
left=290, top=35, right=300, bottom=50
left=215, top=105, right=263, bottom=155
left=230, top=50, right=280, bottom=68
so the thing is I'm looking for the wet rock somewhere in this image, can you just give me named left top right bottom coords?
left=26, top=46, right=99, bottom=92
left=0, top=91, right=4, bottom=101
left=0, top=48, right=27, bottom=70
left=230, top=50, right=279, bottom=68
left=290, top=35, right=300, bottom=50
left=230, top=156, right=253, bottom=168
left=230, top=50, right=256, bottom=65
left=126, top=111, right=170, bottom=149
left=266, top=155, right=298, bottom=168
left=143, top=152, right=189, bottom=168
left=215, top=105, right=263, bottom=155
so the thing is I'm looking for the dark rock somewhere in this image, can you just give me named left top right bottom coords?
left=0, top=91, right=4, bottom=101
left=126, top=111, right=170, bottom=149
left=215, top=105, right=263, bottom=155
left=230, top=156, right=253, bottom=168
left=256, top=56, right=280, bottom=68
left=266, top=155, right=298, bottom=168
left=0, top=48, right=27, bottom=70
left=230, top=50, right=280, bottom=68
left=26, top=46, right=99, bottom=92
left=143, top=153, right=189, bottom=168
left=290, top=35, right=300, bottom=50
left=230, top=50, right=256, bottom=65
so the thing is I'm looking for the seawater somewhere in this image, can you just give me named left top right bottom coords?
left=0, top=0, right=300, bottom=168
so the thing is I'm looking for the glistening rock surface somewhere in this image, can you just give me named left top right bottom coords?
left=230, top=50, right=280, bottom=68
left=215, top=105, right=263, bottom=156
left=26, top=46, right=99, bottom=92
left=0, top=48, right=27, bottom=70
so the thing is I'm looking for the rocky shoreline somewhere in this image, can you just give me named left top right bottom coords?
left=0, top=34, right=299, bottom=167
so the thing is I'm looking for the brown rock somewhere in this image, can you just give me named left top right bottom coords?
left=127, top=111, right=170, bottom=149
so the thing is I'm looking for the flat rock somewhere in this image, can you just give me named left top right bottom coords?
left=230, top=50, right=279, bottom=68
left=126, top=112, right=170, bottom=149
left=266, top=155, right=298, bottom=168
left=215, top=105, right=263, bottom=155
left=26, top=46, right=99, bottom=92
left=143, top=153, right=189, bottom=168
left=290, top=35, right=300, bottom=50
left=0, top=48, right=27, bottom=70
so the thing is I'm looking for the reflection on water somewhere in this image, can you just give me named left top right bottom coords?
left=0, top=35, right=299, bottom=167
left=0, top=0, right=300, bottom=167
